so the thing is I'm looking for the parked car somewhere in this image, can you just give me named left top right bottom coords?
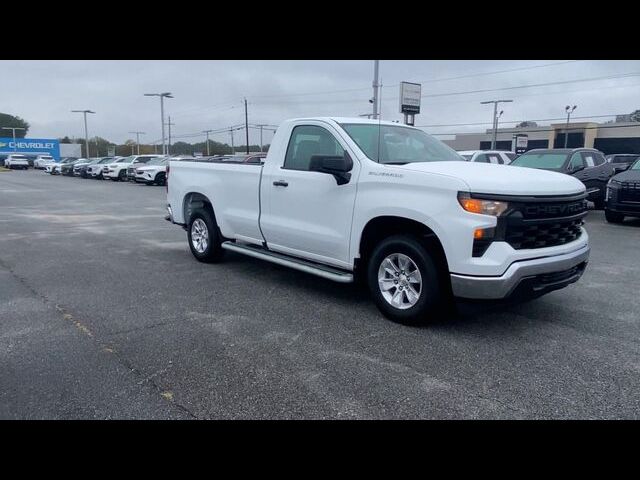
left=60, top=158, right=83, bottom=176
left=86, top=157, right=115, bottom=179
left=166, top=117, right=590, bottom=325
left=509, top=148, right=612, bottom=209
left=34, top=155, right=56, bottom=169
left=104, top=157, right=136, bottom=181
left=457, top=150, right=516, bottom=164
left=134, top=157, right=170, bottom=185
left=125, top=155, right=162, bottom=181
left=3, top=154, right=29, bottom=169
left=50, top=157, right=79, bottom=175
left=74, top=158, right=105, bottom=178
left=604, top=157, right=640, bottom=223
left=72, top=158, right=94, bottom=177
left=606, top=153, right=640, bottom=166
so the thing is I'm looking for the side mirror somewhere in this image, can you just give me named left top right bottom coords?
left=613, top=164, right=629, bottom=173
left=309, top=151, right=353, bottom=185
left=568, top=164, right=585, bottom=174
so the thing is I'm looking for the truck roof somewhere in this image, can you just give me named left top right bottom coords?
left=286, top=117, right=415, bottom=128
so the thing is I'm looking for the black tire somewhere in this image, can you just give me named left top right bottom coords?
left=118, top=170, right=126, bottom=181
left=367, top=234, right=444, bottom=326
left=154, top=173, right=166, bottom=186
left=605, top=209, right=624, bottom=223
left=187, top=209, right=225, bottom=263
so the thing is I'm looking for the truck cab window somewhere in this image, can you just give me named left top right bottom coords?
left=284, top=125, right=343, bottom=171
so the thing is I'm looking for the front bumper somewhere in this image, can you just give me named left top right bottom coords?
left=450, top=244, right=590, bottom=300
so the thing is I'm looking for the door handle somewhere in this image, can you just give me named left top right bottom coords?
left=273, top=180, right=289, bottom=187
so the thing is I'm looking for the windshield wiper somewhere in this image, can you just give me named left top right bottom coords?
left=384, top=161, right=411, bottom=165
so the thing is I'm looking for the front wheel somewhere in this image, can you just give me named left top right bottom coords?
left=367, top=234, right=444, bottom=326
left=605, top=209, right=624, bottom=223
left=187, top=209, right=225, bottom=263
left=154, top=173, right=166, bottom=186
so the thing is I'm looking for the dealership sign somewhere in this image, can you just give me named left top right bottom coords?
left=399, top=81, right=421, bottom=114
left=0, top=137, right=61, bottom=159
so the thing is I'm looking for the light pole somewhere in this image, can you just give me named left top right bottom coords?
left=71, top=109, right=95, bottom=158
left=144, top=92, right=173, bottom=155
left=128, top=131, right=146, bottom=155
left=564, top=105, right=577, bottom=148
left=202, top=129, right=214, bottom=156
left=481, top=100, right=513, bottom=149
left=371, top=60, right=380, bottom=119
left=1, top=127, right=26, bottom=151
left=229, top=128, right=235, bottom=154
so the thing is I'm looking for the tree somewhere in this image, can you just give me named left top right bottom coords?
left=59, top=136, right=72, bottom=144
left=0, top=112, right=30, bottom=137
left=517, top=121, right=538, bottom=128
left=630, top=110, right=640, bottom=122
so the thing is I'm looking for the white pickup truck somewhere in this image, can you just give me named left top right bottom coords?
left=166, top=117, right=590, bottom=324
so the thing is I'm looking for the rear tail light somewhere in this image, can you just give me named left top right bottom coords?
left=166, top=164, right=170, bottom=192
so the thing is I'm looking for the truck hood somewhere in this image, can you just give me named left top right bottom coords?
left=387, top=161, right=585, bottom=196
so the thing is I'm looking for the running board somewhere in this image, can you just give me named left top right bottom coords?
left=221, top=242, right=354, bottom=283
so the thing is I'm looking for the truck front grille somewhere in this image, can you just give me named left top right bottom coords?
left=620, top=183, right=640, bottom=203
left=505, top=218, right=583, bottom=250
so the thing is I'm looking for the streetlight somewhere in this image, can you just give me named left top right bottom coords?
left=481, top=100, right=513, bottom=149
left=1, top=127, right=26, bottom=152
left=144, top=92, right=173, bottom=155
left=564, top=105, right=577, bottom=148
left=71, top=110, right=95, bottom=158
left=128, top=131, right=146, bottom=155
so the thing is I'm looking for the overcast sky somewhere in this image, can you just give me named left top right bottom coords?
left=1, top=60, right=639, bottom=146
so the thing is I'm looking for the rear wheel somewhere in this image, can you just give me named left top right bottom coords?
left=367, top=234, right=444, bottom=326
left=605, top=209, right=624, bottom=223
left=187, top=209, right=225, bottom=263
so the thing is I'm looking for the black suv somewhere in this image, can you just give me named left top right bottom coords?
left=510, top=148, right=613, bottom=209
left=604, top=157, right=640, bottom=223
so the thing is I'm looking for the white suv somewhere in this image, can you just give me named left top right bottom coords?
left=458, top=150, right=517, bottom=164
left=103, top=157, right=135, bottom=181
left=4, top=154, right=30, bottom=169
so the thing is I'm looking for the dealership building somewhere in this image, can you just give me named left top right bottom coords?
left=442, top=121, right=640, bottom=154
left=0, top=137, right=81, bottom=161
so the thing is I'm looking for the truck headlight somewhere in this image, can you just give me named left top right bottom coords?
left=458, top=192, right=509, bottom=217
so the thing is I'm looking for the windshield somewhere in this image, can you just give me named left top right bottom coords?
left=340, top=123, right=464, bottom=164
left=146, top=158, right=167, bottom=166
left=41, top=156, right=53, bottom=160
left=510, top=152, right=568, bottom=171
left=12, top=155, right=28, bottom=159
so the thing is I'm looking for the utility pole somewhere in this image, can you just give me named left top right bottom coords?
left=371, top=60, right=380, bottom=119
left=165, top=116, right=175, bottom=156
left=564, top=105, right=577, bottom=148
left=481, top=100, right=513, bottom=149
left=128, top=131, right=146, bottom=155
left=230, top=128, right=235, bottom=154
left=253, top=124, right=267, bottom=152
left=1, top=127, right=26, bottom=151
left=71, top=109, right=95, bottom=158
left=244, top=98, right=250, bottom=154
left=144, top=92, right=173, bottom=155
left=202, top=129, right=214, bottom=156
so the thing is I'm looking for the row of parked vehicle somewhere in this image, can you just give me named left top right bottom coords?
left=456, top=148, right=640, bottom=223
left=28, top=152, right=269, bottom=186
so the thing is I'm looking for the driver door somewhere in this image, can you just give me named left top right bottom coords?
left=259, top=123, right=359, bottom=269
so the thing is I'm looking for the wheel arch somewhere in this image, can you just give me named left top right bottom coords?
left=183, top=192, right=215, bottom=226
left=356, top=215, right=451, bottom=290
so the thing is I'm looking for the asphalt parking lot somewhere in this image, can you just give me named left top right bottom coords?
left=1, top=168, right=639, bottom=419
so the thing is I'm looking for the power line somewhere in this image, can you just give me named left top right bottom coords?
left=246, top=60, right=583, bottom=99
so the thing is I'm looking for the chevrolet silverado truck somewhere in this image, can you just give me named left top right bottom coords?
left=166, top=117, right=590, bottom=324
